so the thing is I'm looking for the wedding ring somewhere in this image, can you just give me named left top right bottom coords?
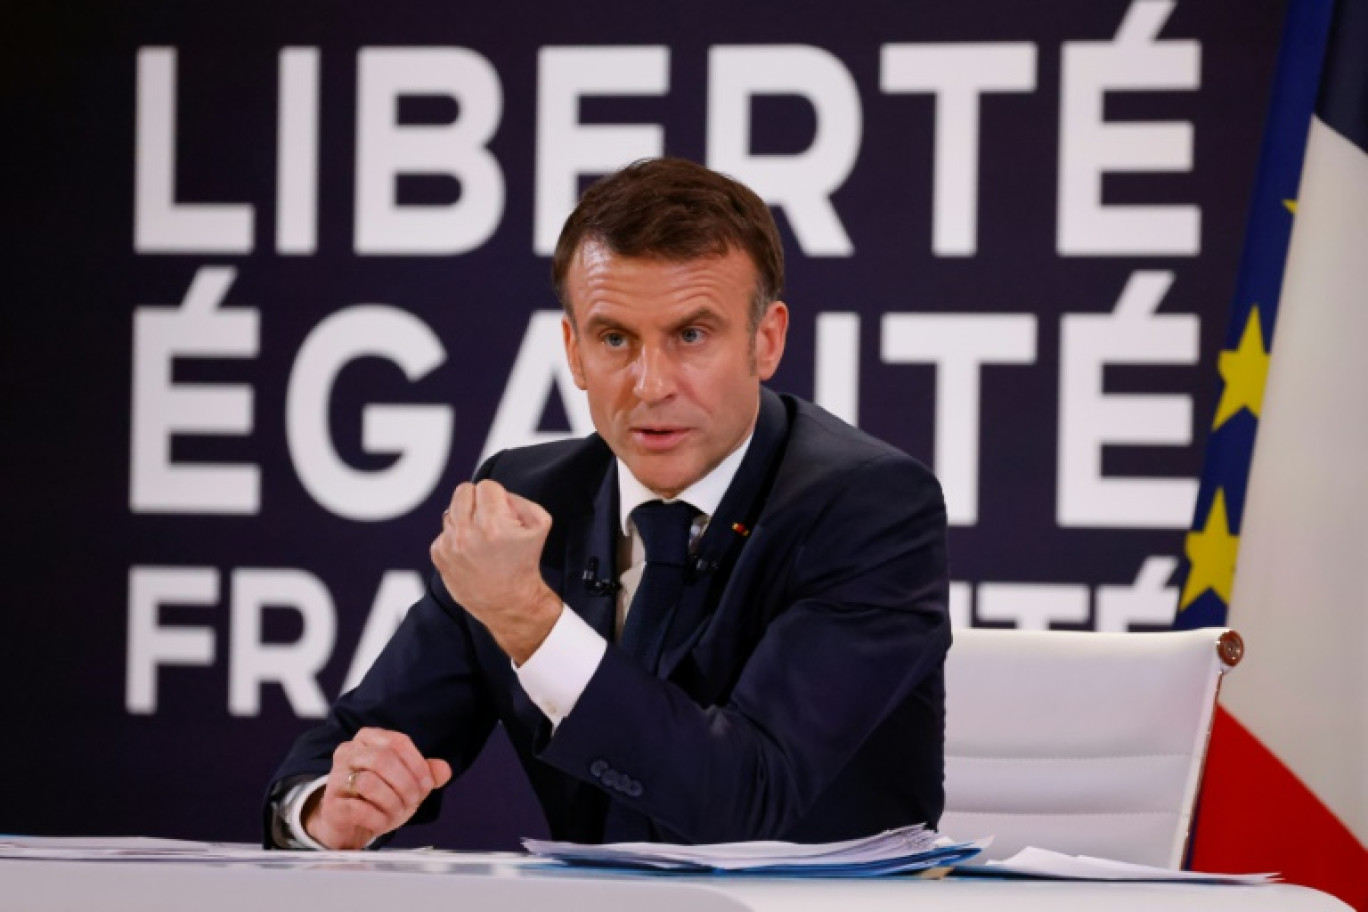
left=346, top=769, right=361, bottom=799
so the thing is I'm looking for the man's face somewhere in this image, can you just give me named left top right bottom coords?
left=562, top=242, right=788, bottom=499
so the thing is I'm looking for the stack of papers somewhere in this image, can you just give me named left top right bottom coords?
left=523, top=824, right=985, bottom=876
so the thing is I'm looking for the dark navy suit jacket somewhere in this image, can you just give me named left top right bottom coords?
left=267, top=389, right=950, bottom=845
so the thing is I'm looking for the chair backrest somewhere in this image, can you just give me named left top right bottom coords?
left=940, top=627, right=1242, bottom=868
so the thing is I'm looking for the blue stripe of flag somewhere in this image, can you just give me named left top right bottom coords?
left=1318, top=0, right=1368, bottom=153
left=1175, top=0, right=1335, bottom=630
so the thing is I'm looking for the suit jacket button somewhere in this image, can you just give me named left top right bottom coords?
left=590, top=759, right=607, bottom=778
left=627, top=781, right=643, bottom=798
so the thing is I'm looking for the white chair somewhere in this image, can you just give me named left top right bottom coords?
left=940, top=626, right=1243, bottom=868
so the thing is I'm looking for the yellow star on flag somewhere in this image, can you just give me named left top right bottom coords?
left=1212, top=307, right=1270, bottom=430
left=1284, top=199, right=1297, bottom=214
left=1180, top=489, right=1239, bottom=610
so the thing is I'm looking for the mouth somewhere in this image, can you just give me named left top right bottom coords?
left=630, top=426, right=691, bottom=452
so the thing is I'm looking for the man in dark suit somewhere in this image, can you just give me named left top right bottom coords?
left=266, top=158, right=949, bottom=850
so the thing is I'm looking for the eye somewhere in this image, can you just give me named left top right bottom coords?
left=602, top=331, right=626, bottom=349
left=680, top=327, right=706, bottom=344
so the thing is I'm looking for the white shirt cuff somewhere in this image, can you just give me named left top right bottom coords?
left=514, top=605, right=606, bottom=728
left=283, top=775, right=330, bottom=849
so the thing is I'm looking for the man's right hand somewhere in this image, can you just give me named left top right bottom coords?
left=303, top=727, right=453, bottom=850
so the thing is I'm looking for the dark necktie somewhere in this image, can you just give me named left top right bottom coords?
left=618, top=500, right=697, bottom=668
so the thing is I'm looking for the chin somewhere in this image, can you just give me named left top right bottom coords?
left=640, top=478, right=686, bottom=499
left=631, top=466, right=695, bottom=499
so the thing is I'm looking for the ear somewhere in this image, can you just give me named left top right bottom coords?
left=562, top=314, right=587, bottom=390
left=753, top=301, right=789, bottom=381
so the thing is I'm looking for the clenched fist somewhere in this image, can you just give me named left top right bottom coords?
left=304, top=728, right=452, bottom=850
left=430, top=479, right=563, bottom=664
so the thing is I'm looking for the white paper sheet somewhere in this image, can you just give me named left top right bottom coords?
left=971, top=846, right=1279, bottom=884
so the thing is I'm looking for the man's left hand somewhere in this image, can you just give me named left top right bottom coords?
left=430, top=479, right=563, bottom=664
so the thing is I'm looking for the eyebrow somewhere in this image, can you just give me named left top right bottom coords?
left=582, top=313, right=632, bottom=336
left=668, top=306, right=724, bottom=331
left=581, top=306, right=726, bottom=336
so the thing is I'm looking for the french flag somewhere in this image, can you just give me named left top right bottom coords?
left=1176, top=0, right=1368, bottom=907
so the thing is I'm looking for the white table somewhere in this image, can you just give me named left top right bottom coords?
left=0, top=849, right=1352, bottom=912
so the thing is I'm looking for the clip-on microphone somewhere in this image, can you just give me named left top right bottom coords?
left=582, top=557, right=620, bottom=596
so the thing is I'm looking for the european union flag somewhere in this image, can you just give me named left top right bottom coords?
left=1174, top=0, right=1334, bottom=630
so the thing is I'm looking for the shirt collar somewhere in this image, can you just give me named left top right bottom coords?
left=616, top=434, right=753, bottom=536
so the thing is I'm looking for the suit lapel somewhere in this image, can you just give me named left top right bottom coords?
left=657, top=388, right=791, bottom=678
left=559, top=461, right=620, bottom=639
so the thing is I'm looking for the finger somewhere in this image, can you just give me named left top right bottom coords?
left=343, top=768, right=409, bottom=822
left=505, top=490, right=552, bottom=532
left=325, top=786, right=394, bottom=844
left=428, top=758, right=453, bottom=788
left=354, top=726, right=394, bottom=749
left=332, top=739, right=362, bottom=772
left=321, top=765, right=393, bottom=835
left=354, top=729, right=433, bottom=789
left=389, top=732, right=437, bottom=791
left=474, top=479, right=514, bottom=528
left=360, top=748, right=430, bottom=810
left=451, top=482, right=476, bottom=524
left=309, top=788, right=387, bottom=849
left=339, top=797, right=392, bottom=841
left=349, top=729, right=435, bottom=801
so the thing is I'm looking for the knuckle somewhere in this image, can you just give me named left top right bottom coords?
left=374, top=757, right=404, bottom=786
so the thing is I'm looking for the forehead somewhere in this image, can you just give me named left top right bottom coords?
left=565, top=242, right=755, bottom=326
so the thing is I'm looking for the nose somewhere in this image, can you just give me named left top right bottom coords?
left=633, top=344, right=677, bottom=404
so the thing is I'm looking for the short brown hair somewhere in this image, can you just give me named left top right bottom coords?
left=552, top=158, right=785, bottom=331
